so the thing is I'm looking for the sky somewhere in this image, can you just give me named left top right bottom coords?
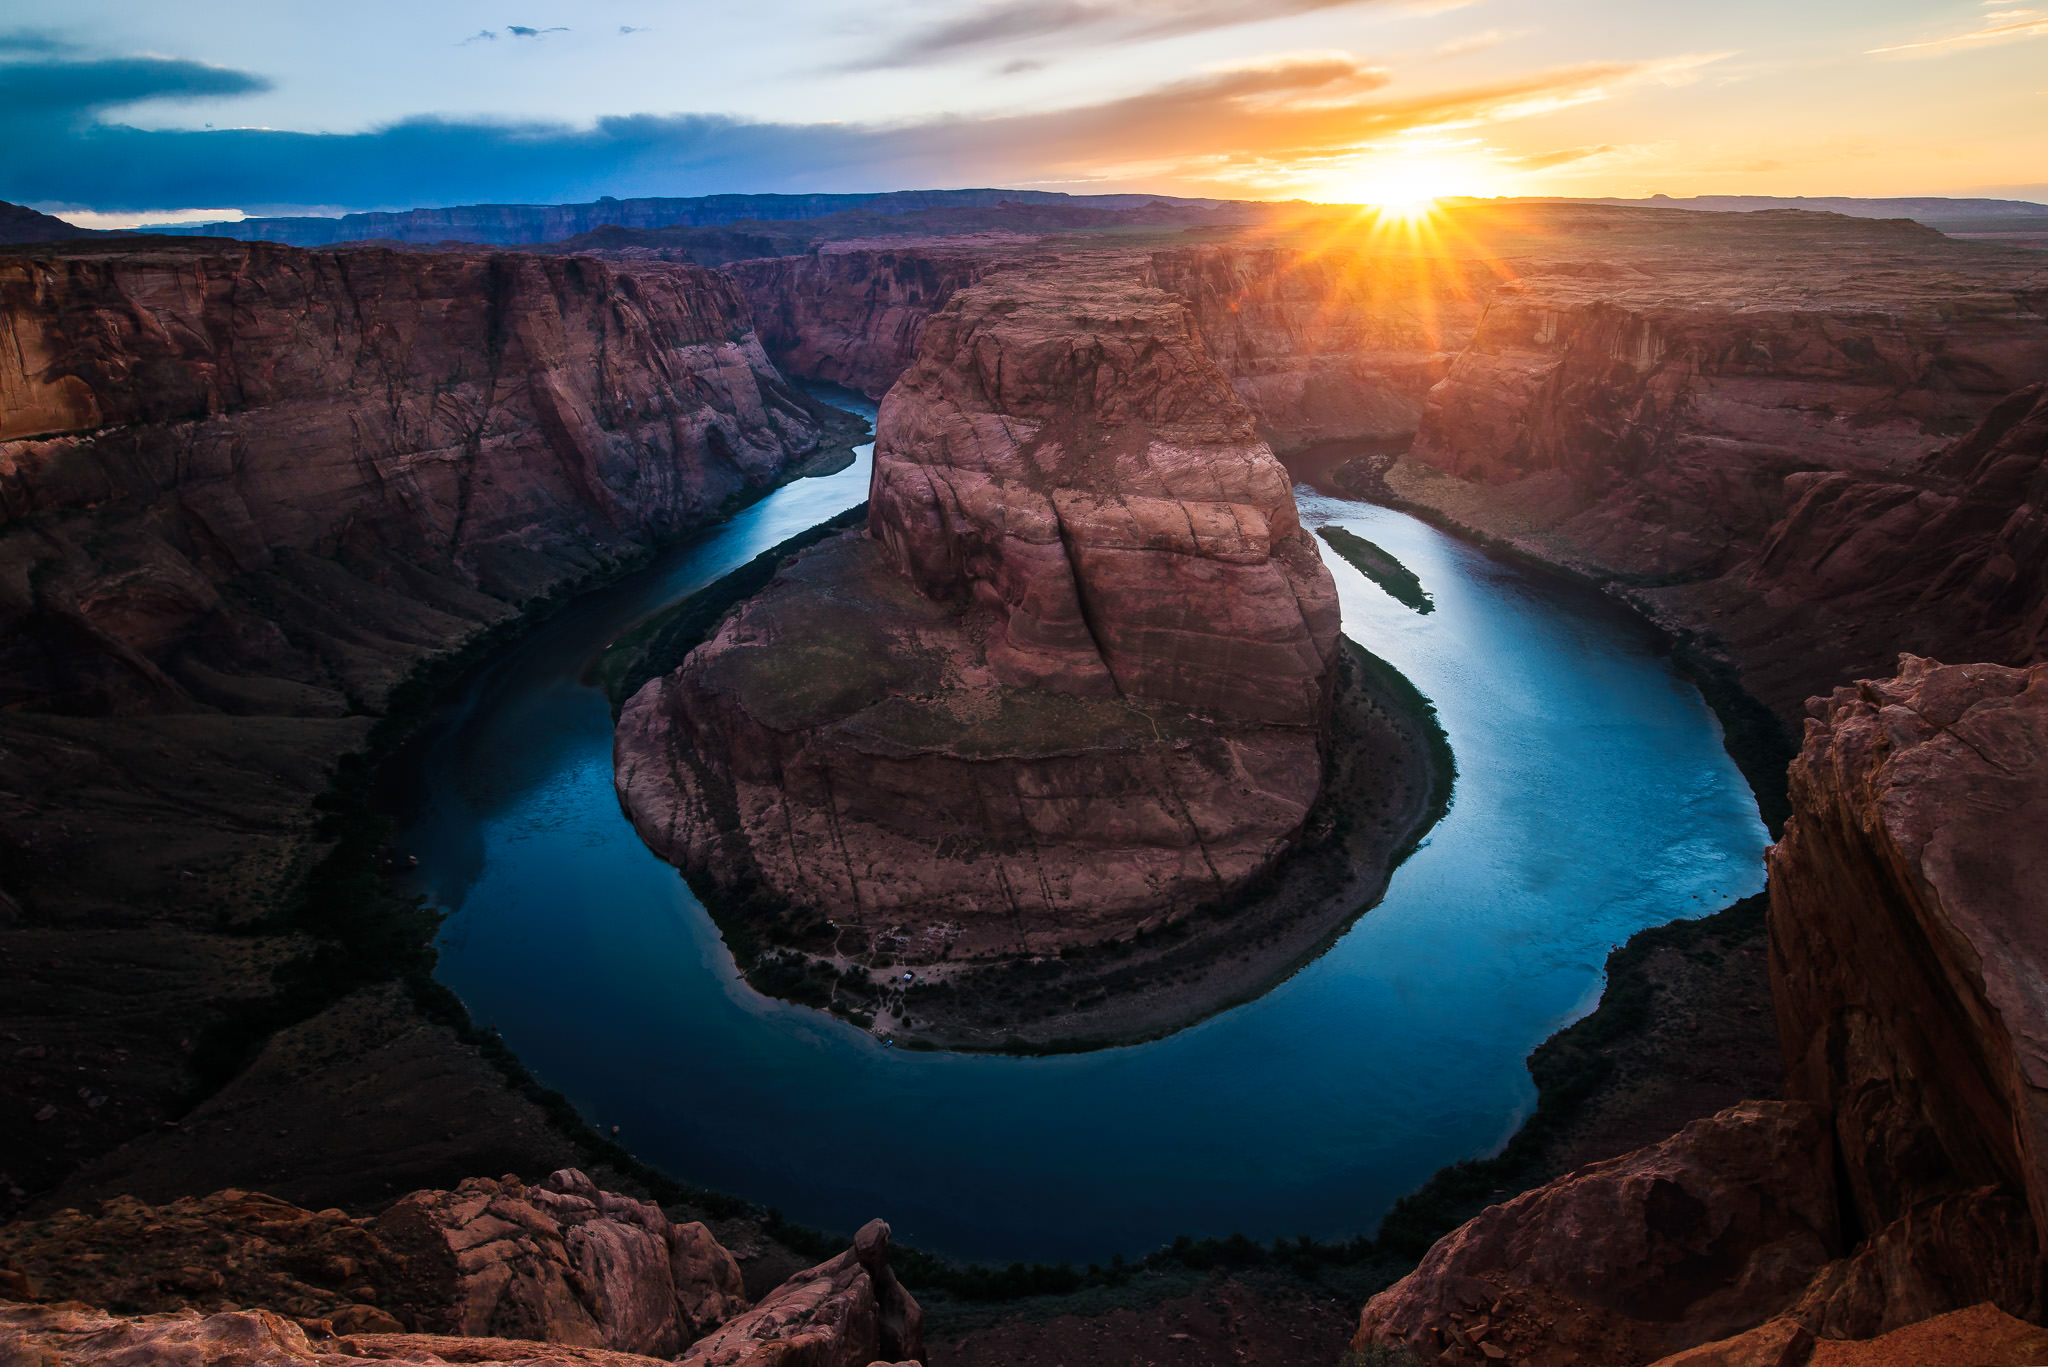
left=2, top=0, right=2045, bottom=224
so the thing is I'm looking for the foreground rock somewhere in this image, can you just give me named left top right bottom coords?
left=0, top=1301, right=680, bottom=1365
left=681, top=1218, right=922, bottom=1367
left=1769, top=656, right=2048, bottom=1312
left=1355, top=1101, right=1841, bottom=1366
left=616, top=266, right=1379, bottom=1039
left=0, top=1169, right=744, bottom=1353
left=1357, top=655, right=2048, bottom=1365
left=0, top=1198, right=914, bottom=1367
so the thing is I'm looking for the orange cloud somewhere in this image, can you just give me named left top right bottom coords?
left=1867, top=11, right=2048, bottom=56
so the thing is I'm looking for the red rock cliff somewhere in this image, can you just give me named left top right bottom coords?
left=0, top=239, right=835, bottom=716
left=615, top=267, right=1341, bottom=973
left=1769, top=656, right=2048, bottom=1253
left=726, top=247, right=996, bottom=399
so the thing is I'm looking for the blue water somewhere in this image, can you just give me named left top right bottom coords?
left=398, top=390, right=1767, bottom=1266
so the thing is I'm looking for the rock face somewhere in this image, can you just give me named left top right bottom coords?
left=1355, top=1102, right=1842, bottom=1366
left=867, top=271, right=1339, bottom=726
left=0, top=239, right=833, bottom=717
left=727, top=248, right=997, bottom=398
left=1404, top=274, right=2048, bottom=583
left=0, top=236, right=840, bottom=1219
left=617, top=270, right=1338, bottom=963
left=1768, top=657, right=2048, bottom=1287
left=371, top=1170, right=747, bottom=1355
left=1142, top=245, right=1492, bottom=454
left=681, top=1218, right=923, bottom=1367
left=1741, top=384, right=2048, bottom=679
left=0, top=1300, right=682, bottom=1366
left=0, top=1170, right=745, bottom=1354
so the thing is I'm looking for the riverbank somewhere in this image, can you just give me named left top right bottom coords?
left=1328, top=452, right=1795, bottom=833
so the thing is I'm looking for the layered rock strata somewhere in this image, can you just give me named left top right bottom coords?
left=727, top=247, right=999, bottom=398
left=682, top=1218, right=923, bottom=1367
left=0, top=1183, right=917, bottom=1367
left=0, top=1169, right=744, bottom=1353
left=0, top=238, right=842, bottom=1214
left=1356, top=1102, right=1842, bottom=1366
left=617, top=268, right=1353, bottom=1006
left=1356, top=656, right=2048, bottom=1365
left=1768, top=657, right=2048, bottom=1271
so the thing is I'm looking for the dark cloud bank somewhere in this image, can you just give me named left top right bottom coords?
left=1, top=47, right=1630, bottom=214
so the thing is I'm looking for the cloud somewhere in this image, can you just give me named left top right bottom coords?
left=460, top=30, right=498, bottom=44
left=0, top=49, right=1712, bottom=213
left=0, top=29, right=74, bottom=55
left=1503, top=143, right=1616, bottom=172
left=0, top=56, right=270, bottom=122
left=999, top=58, right=1045, bottom=75
left=1434, top=28, right=1523, bottom=59
left=619, top=26, right=649, bottom=35
left=1867, top=11, right=2048, bottom=56
left=506, top=25, right=569, bottom=38
left=849, top=0, right=1397, bottom=70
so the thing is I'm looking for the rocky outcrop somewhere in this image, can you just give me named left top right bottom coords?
left=726, top=248, right=997, bottom=398
left=0, top=1300, right=682, bottom=1365
left=1648, top=1302, right=2048, bottom=1367
left=1143, top=245, right=1492, bottom=454
left=370, top=1170, right=746, bottom=1355
left=0, top=200, right=92, bottom=246
left=617, top=268, right=1341, bottom=977
left=0, top=1170, right=745, bottom=1354
left=1767, top=656, right=2048, bottom=1281
left=866, top=270, right=1339, bottom=725
left=1355, top=1102, right=1842, bottom=1366
left=681, top=1218, right=922, bottom=1367
left=1358, top=656, right=2048, bottom=1365
left=0, top=1217, right=917, bottom=1367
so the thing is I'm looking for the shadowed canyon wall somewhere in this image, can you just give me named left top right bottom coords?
left=616, top=265, right=1340, bottom=963
left=0, top=238, right=842, bottom=1213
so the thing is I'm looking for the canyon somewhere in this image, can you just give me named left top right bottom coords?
left=613, top=263, right=1448, bottom=1046
left=0, top=233, right=856, bottom=1219
left=2, top=197, right=2047, bottom=1367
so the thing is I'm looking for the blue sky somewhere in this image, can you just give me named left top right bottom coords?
left=3, top=0, right=2044, bottom=221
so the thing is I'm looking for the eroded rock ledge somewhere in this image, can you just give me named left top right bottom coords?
left=616, top=268, right=1446, bottom=1045
left=1353, top=656, right=2048, bottom=1367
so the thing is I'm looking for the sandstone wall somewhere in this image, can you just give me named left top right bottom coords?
left=1143, top=245, right=1491, bottom=453
left=867, top=271, right=1339, bottom=727
left=617, top=267, right=1340, bottom=959
left=1768, top=657, right=2048, bottom=1249
left=726, top=248, right=996, bottom=398
left=1404, top=287, right=2048, bottom=580
left=0, top=239, right=835, bottom=1215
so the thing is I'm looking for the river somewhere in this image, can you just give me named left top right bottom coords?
left=395, top=387, right=1767, bottom=1265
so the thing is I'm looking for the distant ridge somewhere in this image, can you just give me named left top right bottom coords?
left=1510, top=193, right=2048, bottom=223
left=0, top=200, right=96, bottom=246
left=151, top=188, right=1253, bottom=248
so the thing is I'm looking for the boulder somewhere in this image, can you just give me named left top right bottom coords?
left=0, top=1299, right=678, bottom=1365
left=681, top=1218, right=922, bottom=1367
left=371, top=1170, right=747, bottom=1355
left=1355, top=1101, right=1840, bottom=1366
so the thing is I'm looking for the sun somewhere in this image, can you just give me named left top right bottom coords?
left=1314, top=154, right=1485, bottom=222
